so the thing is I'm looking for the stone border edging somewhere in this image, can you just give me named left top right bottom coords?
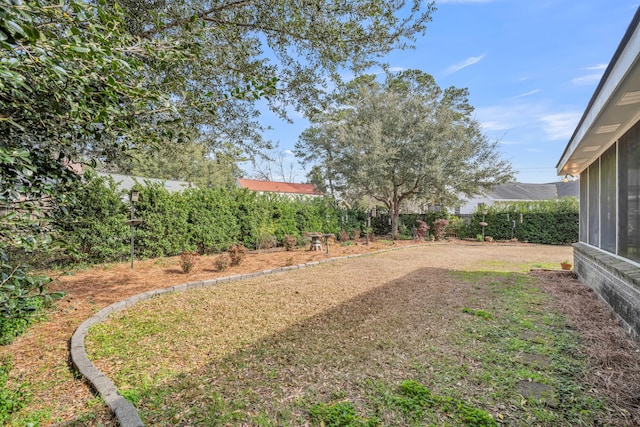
left=70, top=244, right=419, bottom=426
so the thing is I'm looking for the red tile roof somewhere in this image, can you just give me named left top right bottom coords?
left=237, top=179, right=323, bottom=195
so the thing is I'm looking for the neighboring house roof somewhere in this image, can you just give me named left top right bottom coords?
left=488, top=181, right=579, bottom=201
left=96, top=172, right=192, bottom=193
left=457, top=181, right=579, bottom=214
left=236, top=178, right=323, bottom=196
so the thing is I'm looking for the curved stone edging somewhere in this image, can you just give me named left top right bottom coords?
left=70, top=245, right=419, bottom=426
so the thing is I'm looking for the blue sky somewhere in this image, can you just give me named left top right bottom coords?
left=254, top=0, right=639, bottom=184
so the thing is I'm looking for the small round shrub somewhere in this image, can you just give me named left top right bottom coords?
left=283, top=235, right=297, bottom=251
left=180, top=251, right=199, bottom=274
left=228, top=244, right=248, bottom=266
left=215, top=253, right=231, bottom=272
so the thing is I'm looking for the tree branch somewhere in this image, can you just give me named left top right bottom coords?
left=140, top=0, right=258, bottom=38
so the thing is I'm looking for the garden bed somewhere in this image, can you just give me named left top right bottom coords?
left=2, top=241, right=638, bottom=425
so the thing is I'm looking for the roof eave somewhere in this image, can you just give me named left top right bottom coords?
left=557, top=7, right=640, bottom=176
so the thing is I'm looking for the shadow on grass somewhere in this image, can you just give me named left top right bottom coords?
left=84, top=266, right=620, bottom=427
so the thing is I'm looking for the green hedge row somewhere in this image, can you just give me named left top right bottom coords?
left=50, top=174, right=579, bottom=265
left=457, top=198, right=579, bottom=245
left=53, top=173, right=344, bottom=264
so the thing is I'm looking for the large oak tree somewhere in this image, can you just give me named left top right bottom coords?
left=296, top=70, right=515, bottom=238
left=1, top=0, right=435, bottom=239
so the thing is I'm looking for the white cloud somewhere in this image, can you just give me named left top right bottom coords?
left=572, top=63, right=607, bottom=86
left=476, top=103, right=538, bottom=132
left=283, top=149, right=295, bottom=156
left=444, top=54, right=486, bottom=75
left=511, top=89, right=540, bottom=99
left=540, top=112, right=581, bottom=140
left=476, top=103, right=581, bottom=141
left=572, top=74, right=602, bottom=86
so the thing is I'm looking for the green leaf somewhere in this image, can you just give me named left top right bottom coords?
left=70, top=45, right=90, bottom=53
left=5, top=20, right=25, bottom=37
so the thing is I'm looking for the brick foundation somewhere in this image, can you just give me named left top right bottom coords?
left=573, top=242, right=640, bottom=339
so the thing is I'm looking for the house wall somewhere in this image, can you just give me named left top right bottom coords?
left=576, top=120, right=640, bottom=338
left=574, top=243, right=640, bottom=339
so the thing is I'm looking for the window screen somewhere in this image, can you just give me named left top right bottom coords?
left=600, top=144, right=617, bottom=253
left=588, top=160, right=600, bottom=246
left=619, top=121, right=640, bottom=262
left=580, top=169, right=588, bottom=243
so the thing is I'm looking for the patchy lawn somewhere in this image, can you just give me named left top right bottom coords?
left=84, top=244, right=636, bottom=426
left=3, top=242, right=639, bottom=426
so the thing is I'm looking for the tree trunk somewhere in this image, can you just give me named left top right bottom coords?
left=391, top=203, right=400, bottom=240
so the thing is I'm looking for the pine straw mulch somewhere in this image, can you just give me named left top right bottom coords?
left=2, top=240, right=639, bottom=426
left=3, top=239, right=419, bottom=426
left=533, top=270, right=640, bottom=425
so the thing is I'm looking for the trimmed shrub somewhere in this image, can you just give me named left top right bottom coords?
left=433, top=219, right=449, bottom=241
left=458, top=198, right=578, bottom=245
left=214, top=253, right=231, bottom=272
left=228, top=244, right=248, bottom=266
left=180, top=251, right=199, bottom=274
left=283, top=235, right=297, bottom=251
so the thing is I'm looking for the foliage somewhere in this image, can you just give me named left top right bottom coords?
left=214, top=253, right=230, bottom=272
left=0, top=358, right=28, bottom=424
left=0, top=257, right=64, bottom=345
left=0, top=139, right=70, bottom=348
left=40, top=176, right=346, bottom=265
left=446, top=215, right=465, bottom=237
left=180, top=252, right=199, bottom=274
left=227, top=244, right=248, bottom=267
left=115, top=141, right=243, bottom=190
left=183, top=188, right=239, bottom=255
left=459, top=198, right=579, bottom=245
left=53, top=171, right=129, bottom=263
left=309, top=401, right=375, bottom=427
left=296, top=70, right=514, bottom=238
left=283, top=235, right=297, bottom=252
left=394, top=380, right=497, bottom=426
left=432, top=218, right=449, bottom=241
left=415, top=220, right=429, bottom=240
left=0, top=148, right=67, bottom=343
left=113, top=0, right=436, bottom=181
left=0, top=0, right=209, bottom=172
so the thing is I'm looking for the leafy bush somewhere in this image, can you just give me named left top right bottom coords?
left=0, top=253, right=64, bottom=345
left=415, top=220, right=429, bottom=239
left=53, top=171, right=129, bottom=263
left=0, top=358, right=28, bottom=424
left=458, top=198, right=578, bottom=245
left=228, top=244, right=248, bottom=266
left=283, top=235, right=297, bottom=251
left=214, top=253, right=231, bottom=272
left=432, top=219, right=449, bottom=241
left=179, top=252, right=199, bottom=274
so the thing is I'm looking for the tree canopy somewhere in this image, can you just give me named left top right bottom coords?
left=1, top=0, right=436, bottom=192
left=109, top=0, right=436, bottom=171
left=295, top=70, right=515, bottom=237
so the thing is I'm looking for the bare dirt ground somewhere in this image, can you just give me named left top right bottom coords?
left=2, top=239, right=638, bottom=426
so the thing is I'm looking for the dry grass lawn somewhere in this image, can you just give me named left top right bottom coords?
left=3, top=241, right=639, bottom=426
